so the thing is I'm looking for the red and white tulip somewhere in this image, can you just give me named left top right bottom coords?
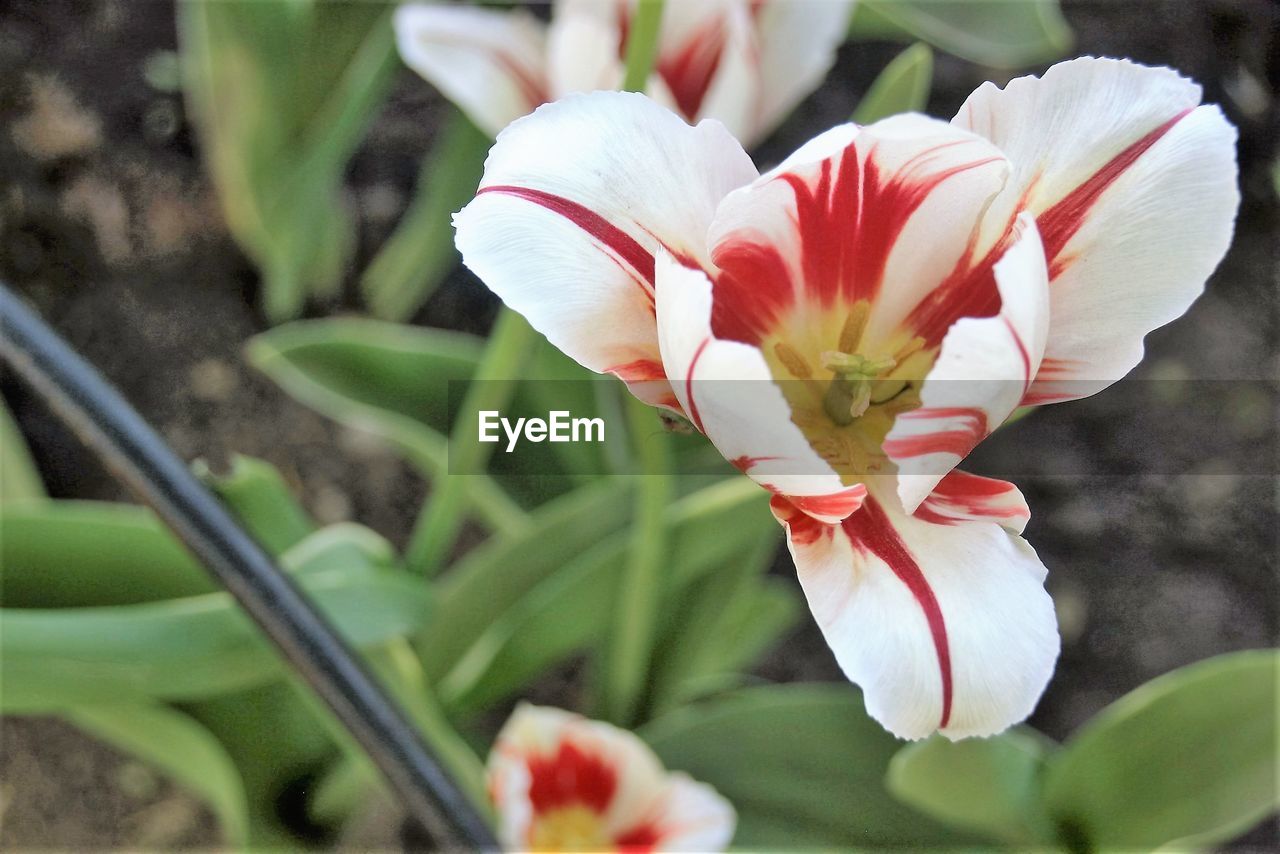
left=488, top=704, right=735, bottom=851
left=394, top=0, right=855, bottom=145
left=454, top=57, right=1239, bottom=739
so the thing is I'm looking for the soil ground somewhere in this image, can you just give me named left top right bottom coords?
left=1, top=0, right=1276, bottom=849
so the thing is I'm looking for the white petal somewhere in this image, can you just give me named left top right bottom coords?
left=547, top=0, right=624, bottom=96
left=751, top=0, right=858, bottom=140
left=954, top=56, right=1240, bottom=403
left=689, top=1, right=761, bottom=144
left=886, top=214, right=1050, bottom=511
left=646, top=774, right=736, bottom=852
left=454, top=92, right=757, bottom=409
left=656, top=250, right=865, bottom=523
left=773, top=489, right=1060, bottom=741
left=394, top=4, right=548, bottom=138
left=914, top=470, right=1031, bottom=535
left=705, top=114, right=1009, bottom=346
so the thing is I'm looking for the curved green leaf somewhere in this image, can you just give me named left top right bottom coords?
left=1043, top=650, right=1279, bottom=850
left=853, top=43, right=934, bottom=124
left=641, top=684, right=977, bottom=849
left=1, top=501, right=215, bottom=606
left=194, top=453, right=315, bottom=555
left=852, top=0, right=1072, bottom=68
left=69, top=703, right=250, bottom=846
left=178, top=1, right=398, bottom=320
left=1, top=524, right=427, bottom=711
left=247, top=318, right=529, bottom=533
left=887, top=729, right=1056, bottom=844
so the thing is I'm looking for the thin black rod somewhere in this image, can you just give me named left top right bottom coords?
left=0, top=283, right=498, bottom=851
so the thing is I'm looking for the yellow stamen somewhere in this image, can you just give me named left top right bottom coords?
left=838, top=301, right=872, bottom=354
left=773, top=342, right=812, bottom=379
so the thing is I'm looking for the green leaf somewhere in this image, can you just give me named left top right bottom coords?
left=248, top=318, right=530, bottom=534
left=887, top=729, right=1056, bottom=844
left=853, top=43, right=934, bottom=124
left=851, top=0, right=1072, bottom=68
left=438, top=479, right=775, bottom=718
left=1043, top=650, right=1279, bottom=850
left=68, top=703, right=250, bottom=846
left=1, top=501, right=215, bottom=606
left=361, top=108, right=490, bottom=321
left=194, top=453, right=315, bottom=555
left=419, top=477, right=634, bottom=683
left=182, top=679, right=340, bottom=848
left=641, top=684, right=976, bottom=849
left=178, top=1, right=398, bottom=320
left=0, top=397, right=45, bottom=504
left=1, top=523, right=428, bottom=711
left=647, top=521, right=790, bottom=714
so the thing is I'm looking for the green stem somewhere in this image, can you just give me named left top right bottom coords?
left=621, top=0, right=666, bottom=93
left=405, top=309, right=537, bottom=576
left=601, top=395, right=672, bottom=726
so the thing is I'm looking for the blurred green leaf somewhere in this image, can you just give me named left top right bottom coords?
left=642, top=683, right=976, bottom=849
left=420, top=477, right=633, bottom=683
left=887, top=729, right=1056, bottom=844
left=179, top=1, right=398, bottom=320
left=853, top=43, right=934, bottom=124
left=0, top=397, right=45, bottom=505
left=247, top=318, right=529, bottom=534
left=194, top=453, right=316, bottom=556
left=183, top=679, right=339, bottom=848
left=68, top=703, right=250, bottom=846
left=851, top=0, right=1072, bottom=68
left=439, top=478, right=775, bottom=717
left=1, top=522, right=427, bottom=711
left=647, top=520, right=790, bottom=714
left=1043, top=649, right=1279, bottom=850
left=1, top=501, right=215, bottom=605
left=361, top=108, right=490, bottom=321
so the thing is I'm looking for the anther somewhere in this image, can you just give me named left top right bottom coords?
left=773, top=342, right=812, bottom=379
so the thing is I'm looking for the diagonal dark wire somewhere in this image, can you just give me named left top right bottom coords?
left=0, top=283, right=498, bottom=851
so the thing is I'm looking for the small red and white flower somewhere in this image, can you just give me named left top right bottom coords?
left=394, top=0, right=855, bottom=145
left=454, top=58, right=1239, bottom=739
left=488, top=704, right=735, bottom=852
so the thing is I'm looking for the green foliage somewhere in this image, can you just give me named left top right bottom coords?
left=852, top=0, right=1072, bottom=68
left=883, top=651, right=1279, bottom=850
left=361, top=109, right=491, bottom=321
left=1, top=510, right=428, bottom=711
left=888, top=729, right=1057, bottom=844
left=1043, top=650, right=1279, bottom=850
left=642, top=683, right=975, bottom=849
left=0, top=397, right=45, bottom=505
left=195, top=453, right=316, bottom=555
left=436, top=478, right=780, bottom=718
left=853, top=42, right=934, bottom=124
left=178, top=0, right=398, bottom=321
left=247, top=318, right=530, bottom=534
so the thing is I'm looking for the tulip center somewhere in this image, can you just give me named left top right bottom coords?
left=821, top=351, right=899, bottom=425
left=529, top=805, right=612, bottom=851
left=767, top=300, right=932, bottom=481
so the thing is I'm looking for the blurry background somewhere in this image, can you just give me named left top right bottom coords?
left=0, top=0, right=1275, bottom=848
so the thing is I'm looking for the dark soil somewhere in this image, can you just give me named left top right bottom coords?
left=1, top=0, right=1276, bottom=849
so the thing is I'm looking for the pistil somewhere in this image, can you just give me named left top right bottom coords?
left=821, top=351, right=897, bottom=425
